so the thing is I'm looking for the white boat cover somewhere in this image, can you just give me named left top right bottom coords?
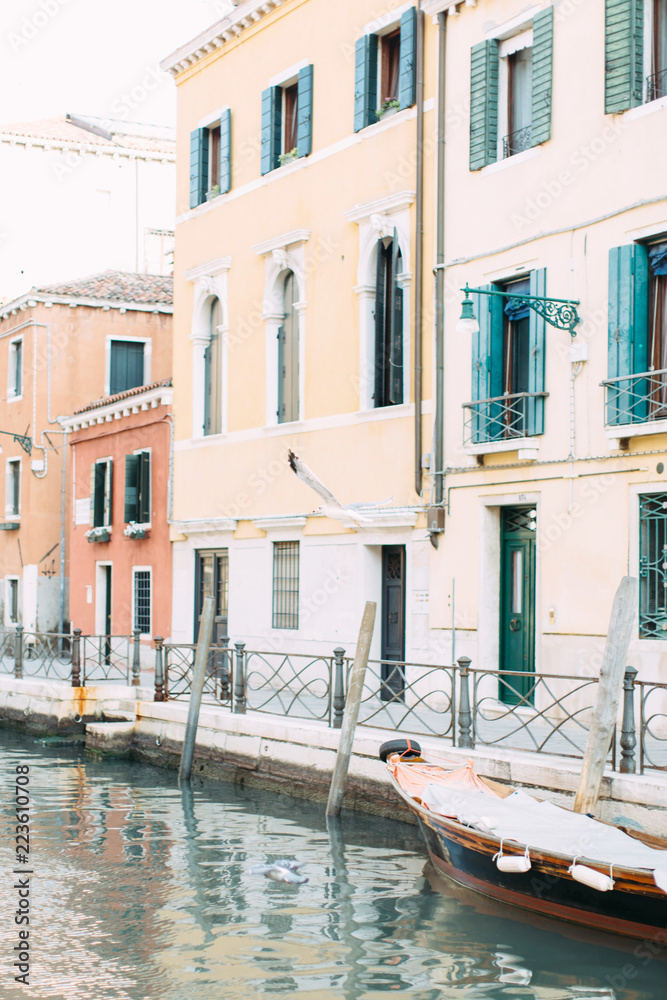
left=421, top=783, right=667, bottom=876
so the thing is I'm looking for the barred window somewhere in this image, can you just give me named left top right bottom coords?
left=133, top=570, right=151, bottom=634
left=272, top=541, right=299, bottom=629
left=639, top=493, right=667, bottom=637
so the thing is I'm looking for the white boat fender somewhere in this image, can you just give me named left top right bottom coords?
left=493, top=842, right=532, bottom=873
left=568, top=858, right=615, bottom=892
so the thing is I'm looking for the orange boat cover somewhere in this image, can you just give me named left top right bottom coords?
left=390, top=758, right=501, bottom=802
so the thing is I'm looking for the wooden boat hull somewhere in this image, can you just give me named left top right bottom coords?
left=416, top=808, right=667, bottom=941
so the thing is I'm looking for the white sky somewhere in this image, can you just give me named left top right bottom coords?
left=0, top=0, right=231, bottom=128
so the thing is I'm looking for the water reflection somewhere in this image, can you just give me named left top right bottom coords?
left=0, top=730, right=664, bottom=999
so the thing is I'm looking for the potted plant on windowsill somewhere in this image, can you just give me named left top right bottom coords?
left=206, top=184, right=221, bottom=201
left=124, top=521, right=148, bottom=540
left=376, top=99, right=401, bottom=120
left=278, top=147, right=298, bottom=166
left=85, top=526, right=111, bottom=543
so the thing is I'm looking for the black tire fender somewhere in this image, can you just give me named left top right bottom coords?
left=379, top=738, right=422, bottom=762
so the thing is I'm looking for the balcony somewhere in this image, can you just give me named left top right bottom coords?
left=463, top=391, right=547, bottom=448
left=601, top=368, right=667, bottom=430
left=502, top=125, right=532, bottom=158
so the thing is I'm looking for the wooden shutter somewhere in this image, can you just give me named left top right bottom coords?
left=527, top=269, right=547, bottom=436
left=297, top=64, right=314, bottom=157
left=471, top=286, right=504, bottom=441
left=277, top=274, right=298, bottom=422
left=389, top=233, right=404, bottom=405
left=469, top=40, right=499, bottom=170
left=189, top=127, right=209, bottom=208
left=531, top=7, right=553, bottom=146
left=219, top=108, right=231, bottom=194
left=138, top=453, right=151, bottom=523
left=608, top=244, right=649, bottom=424
left=354, top=34, right=378, bottom=132
left=604, top=0, right=644, bottom=114
left=398, top=7, right=417, bottom=110
left=124, top=454, right=139, bottom=523
left=374, top=242, right=387, bottom=405
left=261, top=86, right=281, bottom=175
left=110, top=341, right=144, bottom=396
left=93, top=462, right=106, bottom=528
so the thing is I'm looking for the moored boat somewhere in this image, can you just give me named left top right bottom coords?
left=380, top=738, right=667, bottom=941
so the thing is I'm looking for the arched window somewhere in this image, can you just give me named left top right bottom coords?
left=278, top=271, right=299, bottom=423
left=204, top=297, right=222, bottom=435
left=374, top=235, right=403, bottom=407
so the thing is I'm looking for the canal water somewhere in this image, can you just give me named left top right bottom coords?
left=1, top=730, right=665, bottom=1000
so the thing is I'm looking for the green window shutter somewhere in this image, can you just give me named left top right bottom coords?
left=607, top=244, right=649, bottom=424
left=389, top=232, right=404, bottom=404
left=374, top=241, right=388, bottom=405
left=124, top=454, right=139, bottom=523
left=531, top=7, right=553, bottom=146
left=110, top=341, right=144, bottom=396
left=89, top=462, right=98, bottom=527
left=398, top=7, right=417, bottom=110
left=527, top=268, right=547, bottom=435
left=189, top=128, right=209, bottom=209
left=277, top=325, right=286, bottom=421
left=138, top=452, right=151, bottom=523
left=471, top=286, right=504, bottom=441
left=469, top=40, right=499, bottom=170
left=104, top=460, right=113, bottom=527
left=604, top=0, right=644, bottom=114
left=297, top=64, right=314, bottom=157
left=354, top=34, right=378, bottom=132
left=261, top=86, right=281, bottom=175
left=219, top=108, right=231, bottom=194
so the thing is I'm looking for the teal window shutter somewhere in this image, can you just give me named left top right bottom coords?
left=261, top=86, right=281, bottom=175
left=354, top=34, right=378, bottom=132
left=297, top=64, right=313, bottom=157
left=607, top=244, right=649, bottom=424
left=189, top=128, right=209, bottom=208
left=398, top=7, right=417, bottom=110
left=531, top=7, right=553, bottom=146
left=219, top=109, right=231, bottom=193
left=390, top=232, right=404, bottom=405
left=93, top=462, right=106, bottom=528
left=471, top=286, right=503, bottom=441
left=138, top=452, right=151, bottom=523
left=604, top=0, right=644, bottom=113
left=124, top=454, right=139, bottom=523
left=527, top=268, right=547, bottom=435
left=469, top=40, right=499, bottom=170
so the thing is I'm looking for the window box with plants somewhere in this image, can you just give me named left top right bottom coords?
left=124, top=522, right=149, bottom=540
left=85, top=526, right=111, bottom=543
left=376, top=99, right=401, bottom=120
left=278, top=147, right=298, bottom=167
left=206, top=184, right=221, bottom=202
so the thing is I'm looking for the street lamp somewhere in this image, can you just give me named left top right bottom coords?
left=456, top=283, right=581, bottom=338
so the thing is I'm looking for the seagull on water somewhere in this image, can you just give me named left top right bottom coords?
left=248, top=859, right=309, bottom=884
left=287, top=450, right=392, bottom=527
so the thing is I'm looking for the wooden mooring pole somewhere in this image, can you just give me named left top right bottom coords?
left=326, top=601, right=376, bottom=818
left=179, top=596, right=215, bottom=784
left=573, top=576, right=638, bottom=815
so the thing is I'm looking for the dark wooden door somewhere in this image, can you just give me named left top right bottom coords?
left=104, top=565, right=112, bottom=665
left=195, top=549, right=229, bottom=643
left=500, top=507, right=536, bottom=704
left=381, top=545, right=406, bottom=701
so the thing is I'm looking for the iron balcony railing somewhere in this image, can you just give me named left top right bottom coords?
left=647, top=67, right=667, bottom=102
left=601, top=367, right=667, bottom=426
left=463, top=391, right=547, bottom=445
left=0, top=625, right=142, bottom=685
left=502, top=125, right=532, bottom=158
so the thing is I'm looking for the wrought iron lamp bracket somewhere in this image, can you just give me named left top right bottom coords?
left=461, top=284, right=581, bottom=337
left=0, top=430, right=32, bottom=454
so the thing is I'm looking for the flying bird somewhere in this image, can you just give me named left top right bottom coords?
left=287, top=450, right=392, bottom=527
left=248, top=859, right=308, bottom=884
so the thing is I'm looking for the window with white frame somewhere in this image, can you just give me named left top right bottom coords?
left=204, top=298, right=223, bottom=436
left=90, top=458, right=112, bottom=528
left=6, top=578, right=19, bottom=624
left=109, top=340, right=145, bottom=396
left=124, top=449, right=151, bottom=525
left=133, top=568, right=152, bottom=634
left=272, top=541, right=299, bottom=629
left=5, top=460, right=21, bottom=518
left=8, top=338, right=22, bottom=399
left=189, top=109, right=232, bottom=206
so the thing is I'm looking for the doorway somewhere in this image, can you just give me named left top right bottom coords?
left=380, top=545, right=406, bottom=701
left=499, top=507, right=536, bottom=703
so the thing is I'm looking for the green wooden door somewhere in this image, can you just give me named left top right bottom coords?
left=499, top=507, right=536, bottom=703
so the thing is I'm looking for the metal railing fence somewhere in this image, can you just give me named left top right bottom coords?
left=601, top=367, right=667, bottom=427
left=463, top=391, right=547, bottom=445
left=0, top=625, right=142, bottom=686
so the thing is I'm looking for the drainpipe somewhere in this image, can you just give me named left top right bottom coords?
left=414, top=0, right=425, bottom=496
left=431, top=11, right=447, bottom=545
